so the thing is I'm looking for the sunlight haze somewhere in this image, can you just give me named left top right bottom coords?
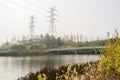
left=0, top=0, right=120, bottom=44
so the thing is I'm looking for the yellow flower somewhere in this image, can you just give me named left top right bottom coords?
left=64, top=75, right=68, bottom=80
left=38, top=74, right=47, bottom=80
left=73, top=68, right=77, bottom=73
left=118, top=67, right=120, bottom=73
left=38, top=74, right=42, bottom=80
left=67, top=64, right=72, bottom=71
left=43, top=74, right=47, bottom=80
left=56, top=76, right=59, bottom=80
left=78, top=63, right=81, bottom=67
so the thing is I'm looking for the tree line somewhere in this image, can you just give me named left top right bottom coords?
left=0, top=33, right=107, bottom=51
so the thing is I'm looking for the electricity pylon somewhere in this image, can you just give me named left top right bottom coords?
left=48, top=7, right=57, bottom=37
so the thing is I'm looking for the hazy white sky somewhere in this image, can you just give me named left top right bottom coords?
left=0, top=0, right=120, bottom=43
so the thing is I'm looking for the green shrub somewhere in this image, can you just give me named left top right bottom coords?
left=100, top=31, right=120, bottom=73
left=11, top=44, right=26, bottom=50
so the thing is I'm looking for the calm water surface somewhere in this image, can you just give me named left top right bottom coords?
left=0, top=55, right=100, bottom=80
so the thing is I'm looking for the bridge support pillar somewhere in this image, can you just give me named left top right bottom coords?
left=94, top=49, right=97, bottom=54
left=75, top=50, right=77, bottom=54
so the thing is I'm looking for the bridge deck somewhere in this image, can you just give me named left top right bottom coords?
left=49, top=46, right=105, bottom=51
left=48, top=46, right=105, bottom=54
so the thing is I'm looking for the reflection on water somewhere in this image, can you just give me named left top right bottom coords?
left=0, top=55, right=100, bottom=80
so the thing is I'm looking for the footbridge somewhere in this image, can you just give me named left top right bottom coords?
left=48, top=46, right=105, bottom=55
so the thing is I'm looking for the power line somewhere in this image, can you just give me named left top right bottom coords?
left=45, top=0, right=58, bottom=7
left=0, top=3, right=28, bottom=16
left=4, top=0, right=46, bottom=17
left=35, top=0, right=51, bottom=8
left=0, top=3, right=46, bottom=35
left=24, top=0, right=47, bottom=10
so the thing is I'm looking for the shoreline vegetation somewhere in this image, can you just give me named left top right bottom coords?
left=18, top=61, right=120, bottom=80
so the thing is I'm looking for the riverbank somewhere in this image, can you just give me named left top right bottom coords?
left=18, top=61, right=120, bottom=80
left=0, top=50, right=49, bottom=56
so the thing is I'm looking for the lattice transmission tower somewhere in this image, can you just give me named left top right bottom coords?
left=48, top=7, right=57, bottom=37
left=29, top=15, right=35, bottom=40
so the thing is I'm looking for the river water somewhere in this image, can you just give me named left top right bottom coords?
left=0, top=55, right=100, bottom=80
